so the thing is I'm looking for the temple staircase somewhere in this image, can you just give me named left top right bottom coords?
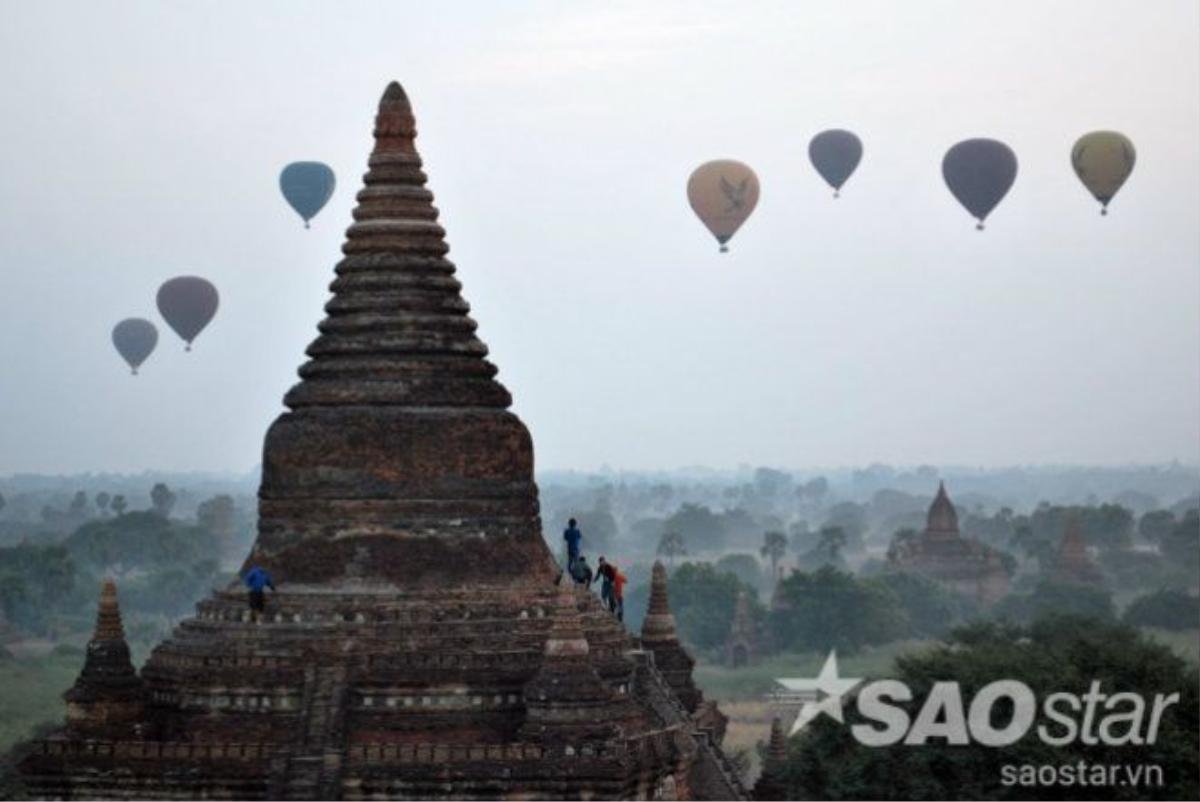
left=270, top=663, right=349, bottom=800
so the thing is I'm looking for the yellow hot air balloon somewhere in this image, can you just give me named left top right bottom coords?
left=1071, top=131, right=1136, bottom=215
left=687, top=160, right=759, bottom=252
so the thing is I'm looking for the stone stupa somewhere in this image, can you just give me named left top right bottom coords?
left=20, top=82, right=744, bottom=801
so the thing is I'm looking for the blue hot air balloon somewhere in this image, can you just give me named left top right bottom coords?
left=111, top=318, right=158, bottom=375
left=157, top=276, right=219, bottom=351
left=279, top=162, right=336, bottom=228
left=942, top=139, right=1018, bottom=230
left=809, top=129, right=863, bottom=198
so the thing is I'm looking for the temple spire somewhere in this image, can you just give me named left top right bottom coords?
left=63, top=580, right=144, bottom=735
left=752, top=716, right=789, bottom=801
left=639, top=561, right=702, bottom=712
left=925, top=480, right=959, bottom=536
left=641, top=561, right=678, bottom=642
left=93, top=578, right=126, bottom=641
left=252, top=82, right=554, bottom=589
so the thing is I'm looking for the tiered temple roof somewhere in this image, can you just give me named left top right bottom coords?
left=20, top=82, right=744, bottom=801
left=888, top=482, right=1010, bottom=605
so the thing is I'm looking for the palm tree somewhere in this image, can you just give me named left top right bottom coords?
left=817, top=526, right=847, bottom=562
left=760, top=530, right=788, bottom=581
left=656, top=530, right=687, bottom=567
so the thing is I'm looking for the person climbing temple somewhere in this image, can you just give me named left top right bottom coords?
left=242, top=564, right=276, bottom=618
left=562, top=517, right=582, bottom=572
left=613, top=565, right=628, bottom=622
left=594, top=556, right=617, bottom=614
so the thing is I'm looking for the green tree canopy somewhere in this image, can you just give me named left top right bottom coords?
left=769, top=566, right=907, bottom=654
left=663, top=562, right=762, bottom=654
left=1123, top=589, right=1200, bottom=631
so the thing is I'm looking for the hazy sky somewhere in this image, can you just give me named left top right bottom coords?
left=1, top=0, right=1197, bottom=474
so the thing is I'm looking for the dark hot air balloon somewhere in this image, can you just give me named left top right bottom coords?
left=942, top=139, right=1018, bottom=230
left=111, top=318, right=158, bottom=375
left=809, top=129, right=863, bottom=197
left=157, top=276, right=219, bottom=351
left=280, top=162, right=336, bottom=228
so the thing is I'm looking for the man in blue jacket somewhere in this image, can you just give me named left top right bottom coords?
left=243, top=565, right=276, bottom=619
left=563, top=518, right=582, bottom=574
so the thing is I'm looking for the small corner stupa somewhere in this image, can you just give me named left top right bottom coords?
left=750, top=716, right=788, bottom=801
left=20, top=82, right=744, bottom=801
left=63, top=580, right=145, bottom=737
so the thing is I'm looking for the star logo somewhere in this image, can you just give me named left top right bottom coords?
left=773, top=651, right=863, bottom=735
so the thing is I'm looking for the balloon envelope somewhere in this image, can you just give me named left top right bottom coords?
left=157, top=276, right=219, bottom=350
left=809, top=129, right=863, bottom=195
left=942, top=139, right=1018, bottom=228
left=687, top=160, right=760, bottom=252
left=111, top=318, right=158, bottom=375
left=1071, top=131, right=1135, bottom=213
left=280, top=161, right=336, bottom=228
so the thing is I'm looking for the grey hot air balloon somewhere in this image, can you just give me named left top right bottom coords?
left=942, top=139, right=1018, bottom=230
left=111, top=318, right=158, bottom=375
left=280, top=162, right=336, bottom=228
left=809, top=129, right=863, bottom=197
left=157, top=276, right=219, bottom=351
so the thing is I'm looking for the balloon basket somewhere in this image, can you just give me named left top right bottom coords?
left=976, top=222, right=985, bottom=231
left=719, top=245, right=729, bottom=253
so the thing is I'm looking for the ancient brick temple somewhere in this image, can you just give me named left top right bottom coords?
left=21, top=83, right=744, bottom=801
left=1051, top=516, right=1103, bottom=585
left=887, top=482, right=1010, bottom=606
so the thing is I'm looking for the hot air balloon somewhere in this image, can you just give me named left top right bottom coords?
left=809, top=129, right=863, bottom=197
left=157, top=276, right=219, bottom=351
left=111, top=318, right=158, bottom=375
left=687, top=160, right=760, bottom=253
left=1072, top=131, right=1135, bottom=215
left=279, top=161, right=336, bottom=228
left=942, top=139, right=1018, bottom=230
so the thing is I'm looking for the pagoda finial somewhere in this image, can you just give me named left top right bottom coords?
left=926, top=480, right=959, bottom=536
left=371, top=81, right=416, bottom=155
left=94, top=578, right=125, bottom=641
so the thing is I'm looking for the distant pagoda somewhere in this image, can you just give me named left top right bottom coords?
left=1051, top=516, right=1104, bottom=584
left=21, top=82, right=744, bottom=801
left=887, top=481, right=1011, bottom=605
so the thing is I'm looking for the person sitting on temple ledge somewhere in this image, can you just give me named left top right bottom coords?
left=242, top=564, right=276, bottom=620
left=570, top=554, right=594, bottom=587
